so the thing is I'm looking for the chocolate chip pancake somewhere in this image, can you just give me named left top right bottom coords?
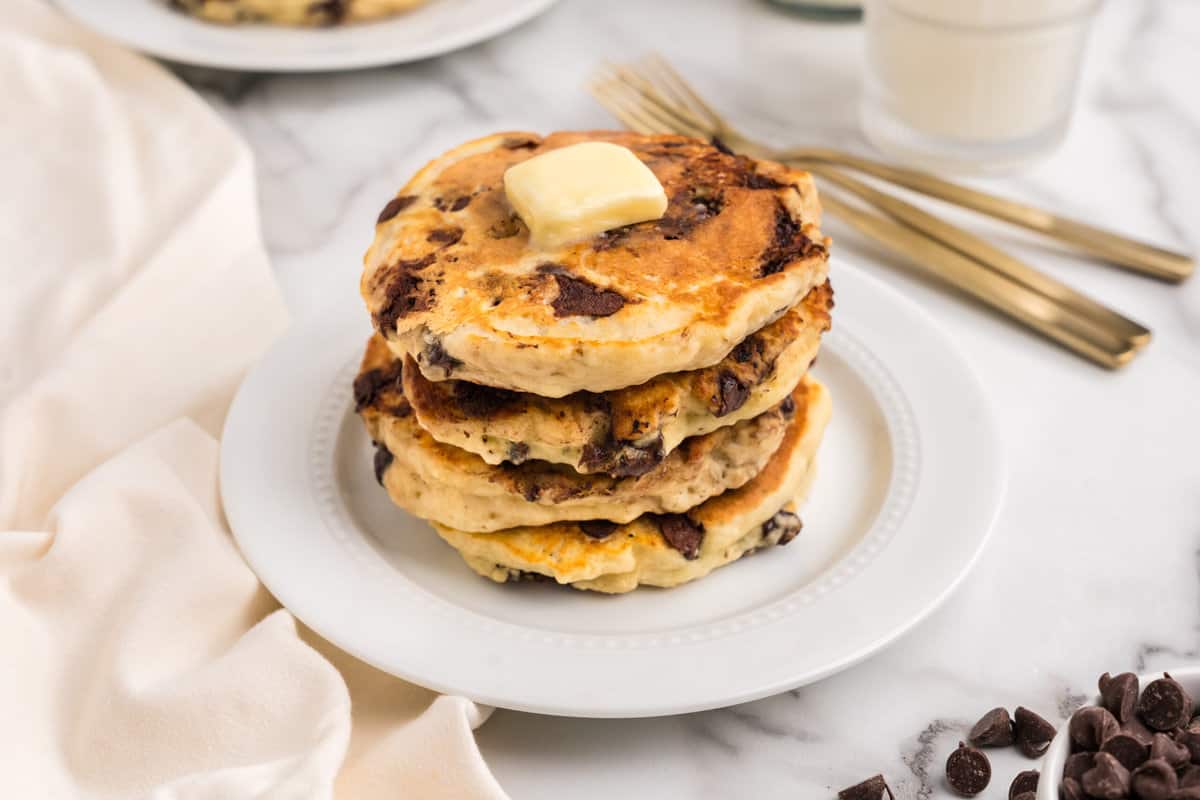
left=362, top=130, right=829, bottom=397
left=356, top=340, right=793, bottom=533
left=429, top=378, right=831, bottom=593
left=170, top=0, right=425, bottom=25
left=401, top=281, right=832, bottom=475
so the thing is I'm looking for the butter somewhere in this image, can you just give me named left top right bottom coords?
left=503, top=141, right=668, bottom=249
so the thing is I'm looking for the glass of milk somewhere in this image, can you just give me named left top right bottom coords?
left=860, top=0, right=1101, bottom=172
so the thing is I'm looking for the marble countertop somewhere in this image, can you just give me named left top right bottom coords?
left=184, top=0, right=1200, bottom=796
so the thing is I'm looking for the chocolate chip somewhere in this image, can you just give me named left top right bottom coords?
left=1149, top=731, right=1189, bottom=768
left=1014, top=707, right=1056, bottom=758
left=1064, top=751, right=1096, bottom=784
left=522, top=483, right=542, bottom=502
left=353, top=362, right=402, bottom=411
left=1139, top=675, right=1194, bottom=731
left=377, top=194, right=417, bottom=223
left=714, top=370, right=750, bottom=416
left=1060, top=776, right=1085, bottom=800
left=1180, top=765, right=1200, bottom=788
left=1011, top=794, right=1035, bottom=800
left=423, top=339, right=462, bottom=374
left=506, top=442, right=529, bottom=464
left=372, top=445, right=393, bottom=485
left=759, top=198, right=823, bottom=277
left=593, top=227, right=632, bottom=251
left=745, top=170, right=787, bottom=190
left=549, top=272, right=626, bottom=318
left=1177, top=724, right=1200, bottom=762
left=1122, top=716, right=1156, bottom=746
left=433, top=195, right=471, bottom=212
left=1070, top=706, right=1120, bottom=751
left=1100, top=732, right=1148, bottom=771
left=660, top=187, right=724, bottom=240
left=970, top=707, right=1015, bottom=748
left=709, top=137, right=735, bottom=156
left=654, top=514, right=704, bottom=560
left=945, top=743, right=990, bottom=797
left=1009, top=770, right=1038, bottom=799
left=761, top=509, right=802, bottom=546
left=450, top=195, right=471, bottom=212
left=427, top=227, right=463, bottom=247
left=1131, top=758, right=1178, bottom=800
left=579, top=435, right=665, bottom=478
left=780, top=394, right=797, bottom=416
left=1100, top=672, right=1140, bottom=724
left=452, top=381, right=519, bottom=418
left=487, top=214, right=523, bottom=239
left=1081, top=752, right=1131, bottom=800
left=578, top=520, right=618, bottom=539
left=308, top=0, right=346, bottom=24
left=502, top=135, right=540, bottom=150
left=374, top=254, right=438, bottom=331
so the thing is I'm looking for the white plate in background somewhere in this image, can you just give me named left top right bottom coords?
left=220, top=257, right=1005, bottom=717
left=54, top=0, right=559, bottom=72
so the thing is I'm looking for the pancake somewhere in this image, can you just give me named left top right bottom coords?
left=431, top=378, right=831, bottom=593
left=170, top=0, right=425, bottom=25
left=362, top=130, right=829, bottom=397
left=356, top=342, right=793, bottom=533
left=403, top=280, right=833, bottom=475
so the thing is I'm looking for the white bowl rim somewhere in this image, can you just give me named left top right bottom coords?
left=1037, top=666, right=1200, bottom=800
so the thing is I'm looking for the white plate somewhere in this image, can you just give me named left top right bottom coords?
left=221, top=257, right=1005, bottom=718
left=54, top=0, right=559, bottom=72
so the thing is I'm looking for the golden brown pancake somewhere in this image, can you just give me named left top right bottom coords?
left=429, top=378, right=831, bottom=593
left=400, top=280, right=832, bottom=475
left=361, top=131, right=829, bottom=397
left=355, top=339, right=793, bottom=533
left=170, top=0, right=425, bottom=25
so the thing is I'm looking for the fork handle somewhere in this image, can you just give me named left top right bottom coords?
left=820, top=193, right=1145, bottom=369
left=783, top=147, right=1195, bottom=283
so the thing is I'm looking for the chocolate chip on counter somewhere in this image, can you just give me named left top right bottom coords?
left=1063, top=752, right=1096, bottom=783
left=1130, top=758, right=1178, bottom=800
left=1139, top=675, right=1194, bottom=731
left=969, top=707, right=1015, bottom=747
left=1008, top=769, right=1038, bottom=799
left=1059, top=777, right=1085, bottom=800
left=377, top=194, right=416, bottom=223
left=1081, top=752, right=1131, bottom=800
left=578, top=520, right=618, bottom=540
left=1014, top=707, right=1056, bottom=758
left=549, top=272, right=626, bottom=318
left=1070, top=705, right=1121, bottom=751
left=836, top=774, right=894, bottom=800
left=1100, top=672, right=1141, bottom=724
left=1100, top=732, right=1149, bottom=771
left=1149, top=731, right=1189, bottom=768
left=945, top=743, right=990, bottom=797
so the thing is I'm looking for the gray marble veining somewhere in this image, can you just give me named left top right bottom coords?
left=180, top=0, right=1200, bottom=796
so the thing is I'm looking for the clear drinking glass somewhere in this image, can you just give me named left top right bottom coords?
left=860, top=0, right=1101, bottom=172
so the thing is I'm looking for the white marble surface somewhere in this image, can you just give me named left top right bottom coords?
left=182, top=0, right=1200, bottom=796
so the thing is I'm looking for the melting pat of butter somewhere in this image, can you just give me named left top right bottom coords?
left=503, top=141, right=668, bottom=249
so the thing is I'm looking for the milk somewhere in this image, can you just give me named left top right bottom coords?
left=861, top=0, right=1100, bottom=170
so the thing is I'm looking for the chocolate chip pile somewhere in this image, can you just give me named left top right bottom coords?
left=1061, top=672, right=1199, bottom=800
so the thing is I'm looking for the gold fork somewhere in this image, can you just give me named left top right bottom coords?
left=590, top=57, right=1159, bottom=368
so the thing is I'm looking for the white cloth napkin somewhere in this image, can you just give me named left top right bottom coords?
left=0, top=3, right=507, bottom=798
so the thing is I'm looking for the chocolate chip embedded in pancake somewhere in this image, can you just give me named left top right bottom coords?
left=398, top=280, right=832, bottom=475
left=362, top=130, right=829, bottom=397
left=171, top=0, right=427, bottom=26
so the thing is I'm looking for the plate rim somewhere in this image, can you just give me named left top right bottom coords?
left=52, top=0, right=561, bottom=72
left=220, top=256, right=1006, bottom=717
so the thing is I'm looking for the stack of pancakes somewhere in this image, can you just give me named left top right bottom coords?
left=356, top=131, right=833, bottom=593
